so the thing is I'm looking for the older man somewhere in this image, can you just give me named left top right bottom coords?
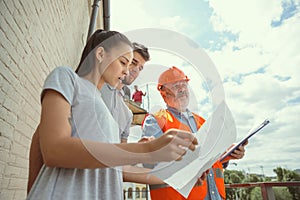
left=142, top=66, right=247, bottom=200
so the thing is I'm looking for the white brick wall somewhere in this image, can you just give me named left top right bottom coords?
left=0, top=0, right=100, bottom=199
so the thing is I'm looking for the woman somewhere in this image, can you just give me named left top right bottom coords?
left=27, top=30, right=198, bottom=200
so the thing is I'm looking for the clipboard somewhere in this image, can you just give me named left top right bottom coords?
left=219, top=119, right=270, bottom=162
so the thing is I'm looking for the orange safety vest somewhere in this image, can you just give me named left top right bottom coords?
left=149, top=109, right=226, bottom=200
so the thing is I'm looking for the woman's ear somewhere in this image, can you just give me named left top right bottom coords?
left=95, top=47, right=105, bottom=63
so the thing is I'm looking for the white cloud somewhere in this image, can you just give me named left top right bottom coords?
left=209, top=0, right=282, bottom=41
left=207, top=0, right=300, bottom=175
left=111, top=0, right=191, bottom=34
left=263, top=14, right=300, bottom=87
left=111, top=0, right=300, bottom=176
left=110, top=0, right=153, bottom=31
left=158, top=16, right=189, bottom=31
left=209, top=43, right=271, bottom=78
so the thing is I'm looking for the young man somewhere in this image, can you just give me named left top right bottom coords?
left=142, top=66, right=247, bottom=200
left=100, top=42, right=150, bottom=143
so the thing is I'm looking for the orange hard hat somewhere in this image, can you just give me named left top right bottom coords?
left=157, top=66, right=190, bottom=90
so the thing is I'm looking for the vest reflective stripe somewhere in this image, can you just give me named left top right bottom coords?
left=212, top=162, right=226, bottom=199
left=215, top=168, right=224, bottom=179
left=150, top=109, right=226, bottom=200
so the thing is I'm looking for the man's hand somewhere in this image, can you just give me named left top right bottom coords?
left=195, top=169, right=209, bottom=186
left=230, top=140, right=248, bottom=160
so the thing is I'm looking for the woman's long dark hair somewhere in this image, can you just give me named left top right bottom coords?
left=75, top=29, right=132, bottom=76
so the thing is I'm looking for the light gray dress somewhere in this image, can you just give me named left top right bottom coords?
left=27, top=67, right=123, bottom=200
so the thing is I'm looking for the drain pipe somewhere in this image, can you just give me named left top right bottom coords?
left=87, top=0, right=101, bottom=41
left=103, top=0, right=110, bottom=30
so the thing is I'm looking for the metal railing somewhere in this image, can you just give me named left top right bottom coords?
left=123, top=181, right=300, bottom=200
left=225, top=181, right=300, bottom=200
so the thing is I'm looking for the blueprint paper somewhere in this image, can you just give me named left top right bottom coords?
left=150, top=101, right=237, bottom=198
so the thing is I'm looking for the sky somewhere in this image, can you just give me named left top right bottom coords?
left=110, top=0, right=300, bottom=176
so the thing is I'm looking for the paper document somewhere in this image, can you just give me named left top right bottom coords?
left=150, top=101, right=237, bottom=198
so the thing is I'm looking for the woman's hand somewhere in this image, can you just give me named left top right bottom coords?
left=138, top=136, right=155, bottom=143
left=147, top=128, right=198, bottom=162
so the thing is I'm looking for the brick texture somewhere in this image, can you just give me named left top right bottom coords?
left=0, top=0, right=101, bottom=199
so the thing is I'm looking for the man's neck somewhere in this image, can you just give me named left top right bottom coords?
left=167, top=106, right=187, bottom=113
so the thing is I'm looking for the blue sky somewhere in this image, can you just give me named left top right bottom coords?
left=111, top=0, right=300, bottom=176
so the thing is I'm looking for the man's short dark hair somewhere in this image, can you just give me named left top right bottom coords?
left=132, top=42, right=150, bottom=61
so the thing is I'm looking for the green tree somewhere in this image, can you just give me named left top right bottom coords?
left=230, top=173, right=242, bottom=183
left=224, top=169, right=250, bottom=199
left=273, top=167, right=300, bottom=200
left=273, top=187, right=292, bottom=200
left=285, top=170, right=300, bottom=200
left=250, top=187, right=263, bottom=200
left=264, top=176, right=272, bottom=182
left=225, top=167, right=300, bottom=200
left=224, top=170, right=238, bottom=199
left=249, top=174, right=262, bottom=183
left=274, top=167, right=284, bottom=181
